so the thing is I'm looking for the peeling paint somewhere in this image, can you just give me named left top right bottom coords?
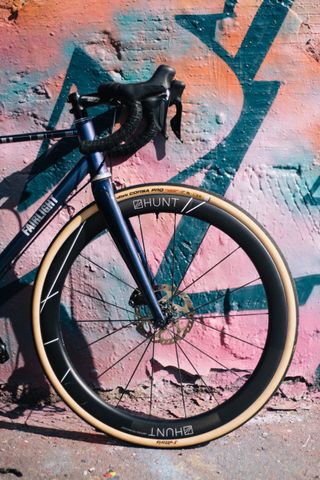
left=1, top=0, right=29, bottom=20
left=305, top=38, right=320, bottom=63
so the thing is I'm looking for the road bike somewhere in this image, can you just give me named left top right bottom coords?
left=0, top=65, right=298, bottom=448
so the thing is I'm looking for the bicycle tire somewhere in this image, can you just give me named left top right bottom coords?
left=32, top=183, right=298, bottom=448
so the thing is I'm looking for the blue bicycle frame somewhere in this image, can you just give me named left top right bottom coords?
left=0, top=91, right=166, bottom=327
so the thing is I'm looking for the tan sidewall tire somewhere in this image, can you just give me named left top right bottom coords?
left=32, top=184, right=297, bottom=448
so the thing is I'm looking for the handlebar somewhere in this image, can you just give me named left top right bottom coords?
left=79, top=100, right=143, bottom=155
left=77, top=65, right=185, bottom=157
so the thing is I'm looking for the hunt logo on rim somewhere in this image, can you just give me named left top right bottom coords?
left=149, top=425, right=194, bottom=438
left=133, top=197, right=179, bottom=210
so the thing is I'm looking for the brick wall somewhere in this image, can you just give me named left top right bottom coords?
left=0, top=0, right=319, bottom=398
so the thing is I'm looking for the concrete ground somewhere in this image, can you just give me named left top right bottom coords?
left=0, top=393, right=319, bottom=480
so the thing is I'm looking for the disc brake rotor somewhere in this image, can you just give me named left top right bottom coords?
left=134, top=284, right=194, bottom=344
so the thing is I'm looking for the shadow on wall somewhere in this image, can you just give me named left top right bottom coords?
left=0, top=48, right=117, bottom=406
left=0, top=0, right=319, bottom=407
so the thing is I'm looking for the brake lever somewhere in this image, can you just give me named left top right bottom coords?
left=143, top=81, right=185, bottom=142
left=169, top=80, right=185, bottom=142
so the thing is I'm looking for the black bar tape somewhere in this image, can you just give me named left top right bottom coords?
left=107, top=104, right=161, bottom=158
left=79, top=101, right=143, bottom=154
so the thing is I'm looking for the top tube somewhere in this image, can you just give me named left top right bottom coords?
left=0, top=128, right=78, bottom=145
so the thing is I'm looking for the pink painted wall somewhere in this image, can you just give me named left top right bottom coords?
left=0, top=0, right=319, bottom=399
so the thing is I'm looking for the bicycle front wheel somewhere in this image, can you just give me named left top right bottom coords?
left=32, top=183, right=297, bottom=448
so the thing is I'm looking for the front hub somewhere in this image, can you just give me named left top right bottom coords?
left=132, top=284, right=194, bottom=344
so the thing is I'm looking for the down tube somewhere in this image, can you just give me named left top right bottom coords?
left=0, top=156, right=89, bottom=277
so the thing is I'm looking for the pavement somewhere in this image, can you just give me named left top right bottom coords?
left=0, top=391, right=319, bottom=480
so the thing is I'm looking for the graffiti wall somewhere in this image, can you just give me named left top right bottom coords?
left=0, top=0, right=319, bottom=401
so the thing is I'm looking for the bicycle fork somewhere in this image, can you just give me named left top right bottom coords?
left=92, top=176, right=166, bottom=328
left=72, top=101, right=166, bottom=328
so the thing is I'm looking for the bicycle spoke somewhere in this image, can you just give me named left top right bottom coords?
left=167, top=330, right=220, bottom=406
left=69, top=287, right=135, bottom=317
left=76, top=319, right=135, bottom=323
left=116, top=335, right=154, bottom=407
left=41, top=222, right=86, bottom=313
left=179, top=277, right=261, bottom=319
left=171, top=213, right=177, bottom=298
left=97, top=336, right=150, bottom=379
left=172, top=325, right=187, bottom=418
left=149, top=337, right=156, bottom=416
left=79, top=253, right=135, bottom=290
left=167, top=328, right=244, bottom=379
left=171, top=246, right=241, bottom=300
left=193, top=318, right=263, bottom=350
left=188, top=282, right=268, bottom=316
left=156, top=215, right=210, bottom=289
left=78, top=321, right=135, bottom=351
left=191, top=312, right=268, bottom=320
